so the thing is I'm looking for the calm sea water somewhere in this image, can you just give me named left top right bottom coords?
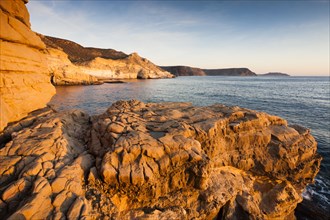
left=50, top=76, right=330, bottom=215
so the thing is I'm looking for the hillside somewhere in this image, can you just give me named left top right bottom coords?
left=203, top=68, right=256, bottom=76
left=160, top=66, right=206, bottom=76
left=39, top=35, right=174, bottom=81
left=39, top=35, right=128, bottom=63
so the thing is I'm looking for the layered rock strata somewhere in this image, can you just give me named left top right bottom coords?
left=0, top=100, right=321, bottom=219
left=45, top=47, right=100, bottom=85
left=79, top=53, right=174, bottom=79
left=0, top=0, right=56, bottom=131
left=40, top=35, right=174, bottom=80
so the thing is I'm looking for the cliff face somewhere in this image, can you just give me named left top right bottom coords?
left=204, top=68, right=257, bottom=76
left=0, top=0, right=55, bottom=131
left=0, top=100, right=321, bottom=219
left=79, top=53, right=174, bottom=79
left=41, top=35, right=174, bottom=80
left=161, top=66, right=257, bottom=76
left=161, top=66, right=206, bottom=76
left=45, top=47, right=100, bottom=85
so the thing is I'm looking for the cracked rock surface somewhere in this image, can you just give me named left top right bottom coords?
left=0, top=100, right=321, bottom=219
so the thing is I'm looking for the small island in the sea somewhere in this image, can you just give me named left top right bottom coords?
left=258, top=72, right=290, bottom=77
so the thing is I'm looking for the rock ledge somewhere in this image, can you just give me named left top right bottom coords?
left=0, top=100, right=321, bottom=219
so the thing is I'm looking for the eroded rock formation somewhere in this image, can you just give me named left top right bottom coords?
left=0, top=0, right=56, bottom=131
left=40, top=35, right=174, bottom=80
left=0, top=100, right=321, bottom=219
left=45, top=47, right=100, bottom=85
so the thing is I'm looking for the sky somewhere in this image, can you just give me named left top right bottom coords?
left=27, top=0, right=329, bottom=76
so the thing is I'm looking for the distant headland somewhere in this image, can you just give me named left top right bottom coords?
left=161, top=66, right=257, bottom=76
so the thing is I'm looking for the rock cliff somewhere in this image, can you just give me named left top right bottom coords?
left=45, top=47, right=100, bottom=85
left=0, top=100, right=321, bottom=219
left=79, top=53, right=174, bottom=79
left=0, top=0, right=55, bottom=131
left=161, top=66, right=257, bottom=76
left=161, top=66, right=206, bottom=76
left=204, top=68, right=256, bottom=76
left=41, top=35, right=174, bottom=80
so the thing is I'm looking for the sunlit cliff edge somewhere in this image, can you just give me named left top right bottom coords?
left=39, top=35, right=174, bottom=84
left=0, top=0, right=56, bottom=131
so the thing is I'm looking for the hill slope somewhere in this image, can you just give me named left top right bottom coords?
left=160, top=66, right=206, bottom=76
left=203, top=68, right=256, bottom=76
left=39, top=35, right=173, bottom=82
left=40, top=35, right=128, bottom=63
left=162, top=66, right=256, bottom=76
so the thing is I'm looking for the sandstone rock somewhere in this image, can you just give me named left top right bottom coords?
left=0, top=107, right=92, bottom=219
left=0, top=0, right=55, bottom=132
left=44, top=46, right=101, bottom=85
left=40, top=35, right=174, bottom=80
left=0, top=100, right=321, bottom=219
left=79, top=53, right=174, bottom=79
left=86, top=100, right=320, bottom=219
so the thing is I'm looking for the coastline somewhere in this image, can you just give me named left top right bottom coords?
left=0, top=0, right=327, bottom=219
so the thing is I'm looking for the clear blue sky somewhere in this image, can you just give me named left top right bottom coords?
left=27, top=0, right=329, bottom=76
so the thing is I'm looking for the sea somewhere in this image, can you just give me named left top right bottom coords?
left=50, top=76, right=330, bottom=218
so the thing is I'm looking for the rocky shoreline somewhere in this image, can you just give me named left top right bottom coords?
left=0, top=1, right=322, bottom=219
left=0, top=100, right=321, bottom=219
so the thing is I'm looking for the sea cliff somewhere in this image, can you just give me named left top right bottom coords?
left=0, top=100, right=321, bottom=219
left=162, top=66, right=257, bottom=77
left=40, top=35, right=174, bottom=82
left=0, top=0, right=55, bottom=131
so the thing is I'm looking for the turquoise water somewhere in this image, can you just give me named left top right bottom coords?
left=50, top=76, right=330, bottom=216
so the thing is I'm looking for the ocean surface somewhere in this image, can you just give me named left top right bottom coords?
left=50, top=76, right=330, bottom=217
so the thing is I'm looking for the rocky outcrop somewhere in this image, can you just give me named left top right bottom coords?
left=45, top=47, right=101, bottom=85
left=0, top=100, right=321, bottom=219
left=0, top=0, right=55, bottom=131
left=41, top=35, right=174, bottom=80
left=0, top=107, right=93, bottom=219
left=204, top=68, right=256, bottom=76
left=79, top=53, right=174, bottom=79
left=161, top=66, right=206, bottom=76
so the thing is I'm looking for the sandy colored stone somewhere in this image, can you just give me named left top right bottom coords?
left=0, top=100, right=321, bottom=219
left=0, top=0, right=55, bottom=132
left=45, top=47, right=100, bottom=85
left=0, top=0, right=30, bottom=27
left=87, top=100, right=320, bottom=219
left=0, top=107, right=92, bottom=219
